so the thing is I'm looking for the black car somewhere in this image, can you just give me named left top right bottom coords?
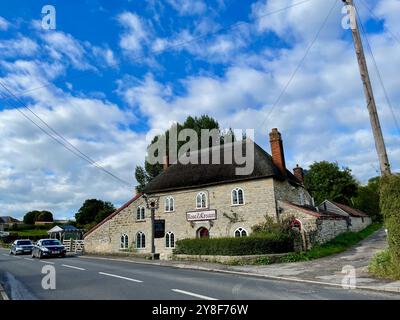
left=32, top=239, right=66, bottom=259
left=9, top=239, right=34, bottom=255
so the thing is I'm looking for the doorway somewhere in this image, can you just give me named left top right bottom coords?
left=197, top=227, right=209, bottom=238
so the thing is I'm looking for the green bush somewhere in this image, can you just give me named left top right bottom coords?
left=369, top=250, right=400, bottom=280
left=380, top=174, right=400, bottom=261
left=174, top=233, right=293, bottom=256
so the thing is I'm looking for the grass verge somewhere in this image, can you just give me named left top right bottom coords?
left=369, top=250, right=400, bottom=280
left=250, top=223, right=382, bottom=265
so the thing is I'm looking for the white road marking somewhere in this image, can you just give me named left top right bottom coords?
left=24, top=258, right=34, bottom=261
left=171, top=289, right=218, bottom=300
left=2, top=254, right=9, bottom=257
left=98, top=272, right=143, bottom=283
left=40, top=260, right=54, bottom=264
left=62, top=264, right=86, bottom=271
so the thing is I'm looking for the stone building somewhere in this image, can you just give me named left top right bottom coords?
left=84, top=128, right=370, bottom=258
left=319, top=200, right=372, bottom=232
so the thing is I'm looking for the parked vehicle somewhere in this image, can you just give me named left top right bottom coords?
left=32, top=239, right=66, bottom=259
left=9, top=239, right=34, bottom=255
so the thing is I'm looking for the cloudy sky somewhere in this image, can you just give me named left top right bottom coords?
left=0, top=0, right=399, bottom=220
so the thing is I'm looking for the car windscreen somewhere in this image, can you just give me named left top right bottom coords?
left=17, top=241, right=32, bottom=245
left=42, top=240, right=61, bottom=246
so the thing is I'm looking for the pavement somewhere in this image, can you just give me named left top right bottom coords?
left=0, top=229, right=399, bottom=300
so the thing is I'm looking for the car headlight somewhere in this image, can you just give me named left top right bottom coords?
left=42, top=247, right=49, bottom=252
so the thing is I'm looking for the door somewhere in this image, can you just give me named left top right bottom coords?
left=197, top=227, right=209, bottom=238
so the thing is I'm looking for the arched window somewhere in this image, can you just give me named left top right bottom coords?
left=120, top=234, right=129, bottom=249
left=136, top=206, right=145, bottom=220
left=136, top=232, right=145, bottom=248
left=234, top=227, right=247, bottom=237
left=165, top=231, right=175, bottom=248
left=165, top=197, right=174, bottom=212
left=231, top=188, right=245, bottom=205
left=196, top=192, right=207, bottom=209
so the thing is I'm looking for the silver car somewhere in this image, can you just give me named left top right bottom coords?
left=9, top=239, right=34, bottom=255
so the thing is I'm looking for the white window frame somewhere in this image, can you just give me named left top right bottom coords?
left=164, top=196, right=174, bottom=212
left=196, top=192, right=207, bottom=209
left=165, top=231, right=175, bottom=248
left=136, top=231, right=145, bottom=249
left=231, top=187, right=245, bottom=206
left=136, top=206, right=145, bottom=220
left=234, top=227, right=248, bottom=238
left=120, top=233, right=129, bottom=249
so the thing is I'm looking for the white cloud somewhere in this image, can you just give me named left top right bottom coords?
left=41, top=31, right=94, bottom=70
left=0, top=36, right=39, bottom=58
left=117, top=12, right=150, bottom=55
left=0, top=16, right=9, bottom=31
left=166, top=0, right=207, bottom=16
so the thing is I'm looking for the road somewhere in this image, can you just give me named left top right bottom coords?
left=0, top=248, right=399, bottom=300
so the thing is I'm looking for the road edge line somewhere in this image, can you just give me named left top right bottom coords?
left=79, top=255, right=400, bottom=295
left=0, top=283, right=10, bottom=300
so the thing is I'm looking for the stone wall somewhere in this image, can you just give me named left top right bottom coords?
left=277, top=200, right=349, bottom=250
left=349, top=216, right=372, bottom=232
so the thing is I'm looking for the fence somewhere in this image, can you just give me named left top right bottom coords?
left=63, top=239, right=85, bottom=253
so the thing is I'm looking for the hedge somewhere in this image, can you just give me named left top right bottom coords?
left=380, top=174, right=400, bottom=261
left=174, top=233, right=293, bottom=256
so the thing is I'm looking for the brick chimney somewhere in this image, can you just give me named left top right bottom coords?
left=163, top=155, right=169, bottom=171
left=293, top=164, right=304, bottom=184
left=269, top=128, right=286, bottom=175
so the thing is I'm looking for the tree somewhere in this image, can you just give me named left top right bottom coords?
left=75, top=199, right=115, bottom=227
left=304, top=161, right=359, bottom=205
left=352, top=176, right=381, bottom=221
left=36, top=211, right=54, bottom=222
left=135, top=115, right=228, bottom=192
left=23, top=211, right=40, bottom=225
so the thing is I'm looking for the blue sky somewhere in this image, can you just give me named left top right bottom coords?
left=0, top=0, right=399, bottom=220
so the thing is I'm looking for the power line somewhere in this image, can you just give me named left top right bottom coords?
left=355, top=3, right=400, bottom=136
left=0, top=0, right=318, bottom=101
left=358, top=0, right=400, bottom=46
left=258, top=0, right=339, bottom=130
left=0, top=82, right=132, bottom=186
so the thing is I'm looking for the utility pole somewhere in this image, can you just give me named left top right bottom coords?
left=343, top=0, right=391, bottom=176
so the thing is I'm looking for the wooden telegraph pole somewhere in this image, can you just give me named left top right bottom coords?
left=342, top=0, right=391, bottom=175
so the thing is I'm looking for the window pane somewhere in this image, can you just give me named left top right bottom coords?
left=232, top=190, right=238, bottom=204
left=170, top=198, right=174, bottom=211
left=196, top=194, right=201, bottom=208
left=142, top=234, right=145, bottom=248
left=137, top=208, right=140, bottom=220
left=165, top=199, right=169, bottom=211
left=136, top=234, right=140, bottom=248
left=170, top=233, right=174, bottom=248
left=242, top=230, right=247, bottom=237
left=235, top=230, right=240, bottom=237
left=238, top=189, right=243, bottom=204
left=201, top=194, right=206, bottom=207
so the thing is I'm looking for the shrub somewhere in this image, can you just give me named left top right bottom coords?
left=369, top=250, right=400, bottom=280
left=251, top=216, right=294, bottom=237
left=174, top=233, right=293, bottom=256
left=380, top=174, right=400, bottom=261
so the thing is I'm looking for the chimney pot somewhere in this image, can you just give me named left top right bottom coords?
left=163, top=155, right=169, bottom=171
left=293, top=164, right=304, bottom=184
left=269, top=128, right=286, bottom=175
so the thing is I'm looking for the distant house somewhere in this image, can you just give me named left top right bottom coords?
left=319, top=200, right=372, bottom=232
left=0, top=216, right=22, bottom=231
